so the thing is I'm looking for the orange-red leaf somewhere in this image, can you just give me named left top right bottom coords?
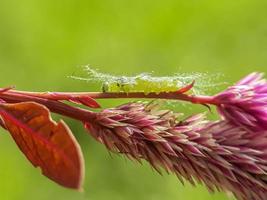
left=0, top=102, right=84, bottom=189
left=47, top=92, right=101, bottom=108
left=69, top=95, right=101, bottom=108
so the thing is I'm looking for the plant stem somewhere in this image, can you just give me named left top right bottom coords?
left=0, top=89, right=220, bottom=123
left=5, top=90, right=219, bottom=105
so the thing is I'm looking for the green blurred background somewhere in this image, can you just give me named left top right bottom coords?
left=0, top=0, right=267, bottom=200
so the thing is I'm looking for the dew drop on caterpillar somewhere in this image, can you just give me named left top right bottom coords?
left=70, top=66, right=226, bottom=95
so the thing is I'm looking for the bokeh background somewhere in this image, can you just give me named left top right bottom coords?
left=1, top=0, right=267, bottom=200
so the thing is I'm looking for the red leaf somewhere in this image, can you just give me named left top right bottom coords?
left=0, top=102, right=84, bottom=189
left=48, top=92, right=101, bottom=108
left=69, top=95, right=101, bottom=108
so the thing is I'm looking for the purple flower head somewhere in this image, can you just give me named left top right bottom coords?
left=85, top=102, right=267, bottom=200
left=214, top=72, right=267, bottom=131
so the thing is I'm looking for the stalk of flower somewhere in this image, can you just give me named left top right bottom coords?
left=214, top=72, right=267, bottom=132
left=85, top=101, right=267, bottom=200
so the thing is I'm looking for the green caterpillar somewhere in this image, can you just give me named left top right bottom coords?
left=102, top=74, right=184, bottom=94
left=70, top=66, right=224, bottom=95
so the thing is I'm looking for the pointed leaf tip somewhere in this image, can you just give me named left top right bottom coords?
left=0, top=102, right=84, bottom=189
left=176, top=81, right=195, bottom=94
left=70, top=95, right=101, bottom=108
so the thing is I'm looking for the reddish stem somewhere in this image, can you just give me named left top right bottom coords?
left=0, top=89, right=219, bottom=123
left=6, top=90, right=219, bottom=105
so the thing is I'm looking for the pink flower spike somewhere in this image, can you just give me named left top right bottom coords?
left=215, top=72, right=267, bottom=131
left=85, top=102, right=267, bottom=200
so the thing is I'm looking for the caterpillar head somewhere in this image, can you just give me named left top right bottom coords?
left=102, top=82, right=109, bottom=92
